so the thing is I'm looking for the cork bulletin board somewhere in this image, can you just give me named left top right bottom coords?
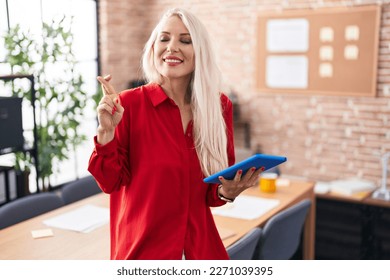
left=256, top=5, right=381, bottom=96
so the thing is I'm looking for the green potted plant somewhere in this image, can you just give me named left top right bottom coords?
left=3, top=16, right=88, bottom=191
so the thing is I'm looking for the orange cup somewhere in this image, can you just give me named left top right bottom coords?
left=259, top=173, right=278, bottom=193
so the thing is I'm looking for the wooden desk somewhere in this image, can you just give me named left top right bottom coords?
left=0, top=193, right=110, bottom=260
left=0, top=181, right=315, bottom=260
left=317, top=191, right=390, bottom=209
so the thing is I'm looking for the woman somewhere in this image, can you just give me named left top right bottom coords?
left=88, top=8, right=262, bottom=260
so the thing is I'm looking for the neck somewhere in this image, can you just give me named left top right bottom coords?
left=161, top=77, right=191, bottom=107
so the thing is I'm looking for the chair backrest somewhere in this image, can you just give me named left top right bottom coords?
left=61, top=175, right=101, bottom=205
left=227, top=227, right=262, bottom=260
left=0, top=192, right=64, bottom=229
left=253, top=199, right=311, bottom=260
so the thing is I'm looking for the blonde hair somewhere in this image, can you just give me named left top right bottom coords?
left=142, top=8, right=228, bottom=177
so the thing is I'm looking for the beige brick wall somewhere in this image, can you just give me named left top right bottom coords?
left=99, top=0, right=390, bottom=185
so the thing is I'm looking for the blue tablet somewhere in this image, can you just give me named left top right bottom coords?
left=203, top=153, right=287, bottom=184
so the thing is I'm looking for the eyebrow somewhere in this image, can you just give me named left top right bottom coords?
left=160, top=31, right=191, bottom=36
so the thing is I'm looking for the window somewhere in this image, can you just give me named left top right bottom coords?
left=0, top=0, right=99, bottom=192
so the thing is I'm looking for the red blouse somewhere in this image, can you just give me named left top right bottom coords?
left=88, top=83, right=235, bottom=260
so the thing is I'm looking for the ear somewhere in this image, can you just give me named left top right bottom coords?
left=150, top=44, right=156, bottom=58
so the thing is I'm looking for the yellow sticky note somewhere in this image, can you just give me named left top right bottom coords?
left=344, top=45, right=359, bottom=60
left=319, top=63, right=333, bottom=78
left=320, top=46, right=333, bottom=61
left=320, top=27, right=334, bottom=42
left=345, top=25, right=359, bottom=41
left=31, top=228, right=54, bottom=239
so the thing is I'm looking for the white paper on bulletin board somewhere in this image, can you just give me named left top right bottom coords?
left=266, top=18, right=309, bottom=52
left=266, top=55, right=308, bottom=89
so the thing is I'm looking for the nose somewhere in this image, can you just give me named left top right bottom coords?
left=167, top=40, right=179, bottom=53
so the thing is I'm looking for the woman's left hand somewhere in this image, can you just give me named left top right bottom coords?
left=218, top=167, right=264, bottom=200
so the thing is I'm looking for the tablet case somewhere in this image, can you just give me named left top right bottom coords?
left=203, top=153, right=287, bottom=184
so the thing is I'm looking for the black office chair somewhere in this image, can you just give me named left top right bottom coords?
left=60, top=175, right=101, bottom=205
left=227, top=227, right=262, bottom=260
left=0, top=192, right=64, bottom=229
left=252, top=199, right=311, bottom=260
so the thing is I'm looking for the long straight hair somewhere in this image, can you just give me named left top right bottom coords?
left=142, top=8, right=228, bottom=177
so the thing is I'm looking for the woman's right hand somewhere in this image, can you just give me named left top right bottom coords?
left=96, top=74, right=124, bottom=145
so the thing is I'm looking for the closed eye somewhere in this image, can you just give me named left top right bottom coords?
left=159, top=35, right=170, bottom=42
left=181, top=39, right=192, bottom=44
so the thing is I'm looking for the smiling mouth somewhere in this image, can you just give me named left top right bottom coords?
left=163, top=58, right=183, bottom=63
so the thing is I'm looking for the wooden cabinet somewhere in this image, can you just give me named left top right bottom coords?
left=315, top=194, right=390, bottom=259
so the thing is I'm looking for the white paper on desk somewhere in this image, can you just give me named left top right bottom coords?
left=212, top=195, right=280, bottom=220
left=43, top=204, right=109, bottom=233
